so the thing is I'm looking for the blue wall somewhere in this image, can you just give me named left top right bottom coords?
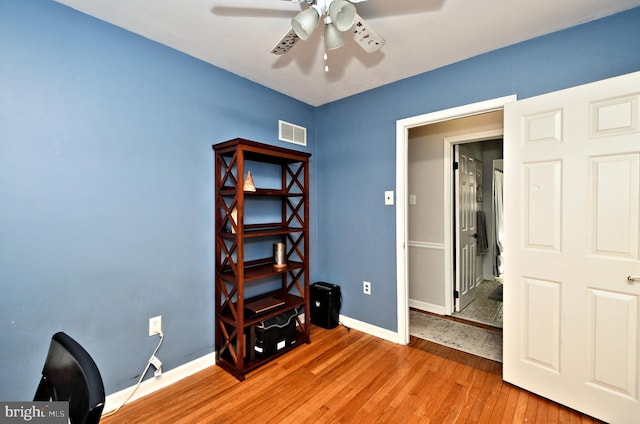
left=315, top=7, right=640, bottom=331
left=0, top=0, right=315, bottom=400
left=1, top=0, right=639, bottom=402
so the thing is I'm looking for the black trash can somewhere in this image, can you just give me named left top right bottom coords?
left=310, top=282, right=341, bottom=329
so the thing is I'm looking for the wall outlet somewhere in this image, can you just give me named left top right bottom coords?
left=149, top=315, right=162, bottom=336
left=363, top=281, right=371, bottom=295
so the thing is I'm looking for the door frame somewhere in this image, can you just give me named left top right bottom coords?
left=395, top=95, right=516, bottom=344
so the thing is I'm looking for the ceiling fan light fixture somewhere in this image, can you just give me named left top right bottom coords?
left=328, top=0, right=357, bottom=32
left=325, top=22, right=345, bottom=50
left=291, top=5, right=321, bottom=41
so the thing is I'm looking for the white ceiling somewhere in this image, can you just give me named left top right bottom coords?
left=55, top=0, right=640, bottom=106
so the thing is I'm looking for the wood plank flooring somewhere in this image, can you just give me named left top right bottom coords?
left=101, top=326, right=603, bottom=423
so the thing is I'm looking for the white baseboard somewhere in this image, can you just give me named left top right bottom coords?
left=104, top=316, right=402, bottom=415
left=338, top=315, right=401, bottom=344
left=103, top=352, right=216, bottom=414
left=408, top=299, right=446, bottom=315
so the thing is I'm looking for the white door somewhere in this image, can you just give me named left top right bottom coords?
left=455, top=144, right=477, bottom=311
left=504, top=71, right=640, bottom=423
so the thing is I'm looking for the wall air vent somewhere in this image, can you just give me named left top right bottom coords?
left=279, top=120, right=307, bottom=146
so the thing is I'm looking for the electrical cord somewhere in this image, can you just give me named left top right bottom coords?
left=102, top=331, right=164, bottom=418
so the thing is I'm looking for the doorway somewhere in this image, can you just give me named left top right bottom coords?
left=395, top=95, right=516, bottom=345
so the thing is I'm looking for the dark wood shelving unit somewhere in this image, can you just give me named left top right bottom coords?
left=213, top=138, right=311, bottom=380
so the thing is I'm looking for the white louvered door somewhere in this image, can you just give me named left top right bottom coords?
left=503, top=71, right=640, bottom=424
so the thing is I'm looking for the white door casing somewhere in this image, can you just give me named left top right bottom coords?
left=455, top=144, right=478, bottom=311
left=396, top=96, right=516, bottom=345
left=503, top=71, right=640, bottom=423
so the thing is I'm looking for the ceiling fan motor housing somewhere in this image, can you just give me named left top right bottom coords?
left=292, top=0, right=357, bottom=40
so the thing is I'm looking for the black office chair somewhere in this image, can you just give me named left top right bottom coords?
left=34, top=332, right=105, bottom=424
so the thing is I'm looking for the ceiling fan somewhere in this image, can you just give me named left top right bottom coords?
left=270, top=0, right=386, bottom=56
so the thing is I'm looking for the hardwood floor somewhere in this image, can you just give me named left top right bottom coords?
left=101, top=326, right=603, bottom=424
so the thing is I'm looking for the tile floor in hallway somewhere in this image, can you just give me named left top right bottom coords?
left=454, top=279, right=503, bottom=328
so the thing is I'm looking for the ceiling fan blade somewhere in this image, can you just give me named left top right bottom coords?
left=352, top=14, right=385, bottom=53
left=271, top=28, right=301, bottom=55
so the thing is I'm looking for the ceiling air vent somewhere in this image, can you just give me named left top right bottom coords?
left=279, top=120, right=307, bottom=146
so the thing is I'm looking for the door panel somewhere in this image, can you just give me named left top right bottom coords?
left=524, top=161, right=562, bottom=251
left=590, top=94, right=639, bottom=137
left=588, top=288, right=637, bottom=399
left=523, top=277, right=561, bottom=372
left=504, top=71, right=640, bottom=423
left=590, top=153, right=639, bottom=258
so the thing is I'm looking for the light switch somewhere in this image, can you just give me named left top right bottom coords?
left=384, top=190, right=394, bottom=206
left=409, top=195, right=417, bottom=205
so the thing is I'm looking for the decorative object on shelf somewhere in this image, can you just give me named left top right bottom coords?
left=230, top=207, right=237, bottom=234
left=243, top=171, right=256, bottom=192
left=273, top=242, right=287, bottom=269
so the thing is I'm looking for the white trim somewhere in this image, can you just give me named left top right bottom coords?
left=339, top=314, right=400, bottom=344
left=103, top=352, right=216, bottom=415
left=395, top=95, right=517, bottom=345
left=444, top=129, right=504, bottom=315
left=103, top=315, right=399, bottom=415
left=396, top=122, right=410, bottom=345
left=407, top=240, right=445, bottom=250
left=103, top=314, right=398, bottom=414
left=408, top=299, right=446, bottom=315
